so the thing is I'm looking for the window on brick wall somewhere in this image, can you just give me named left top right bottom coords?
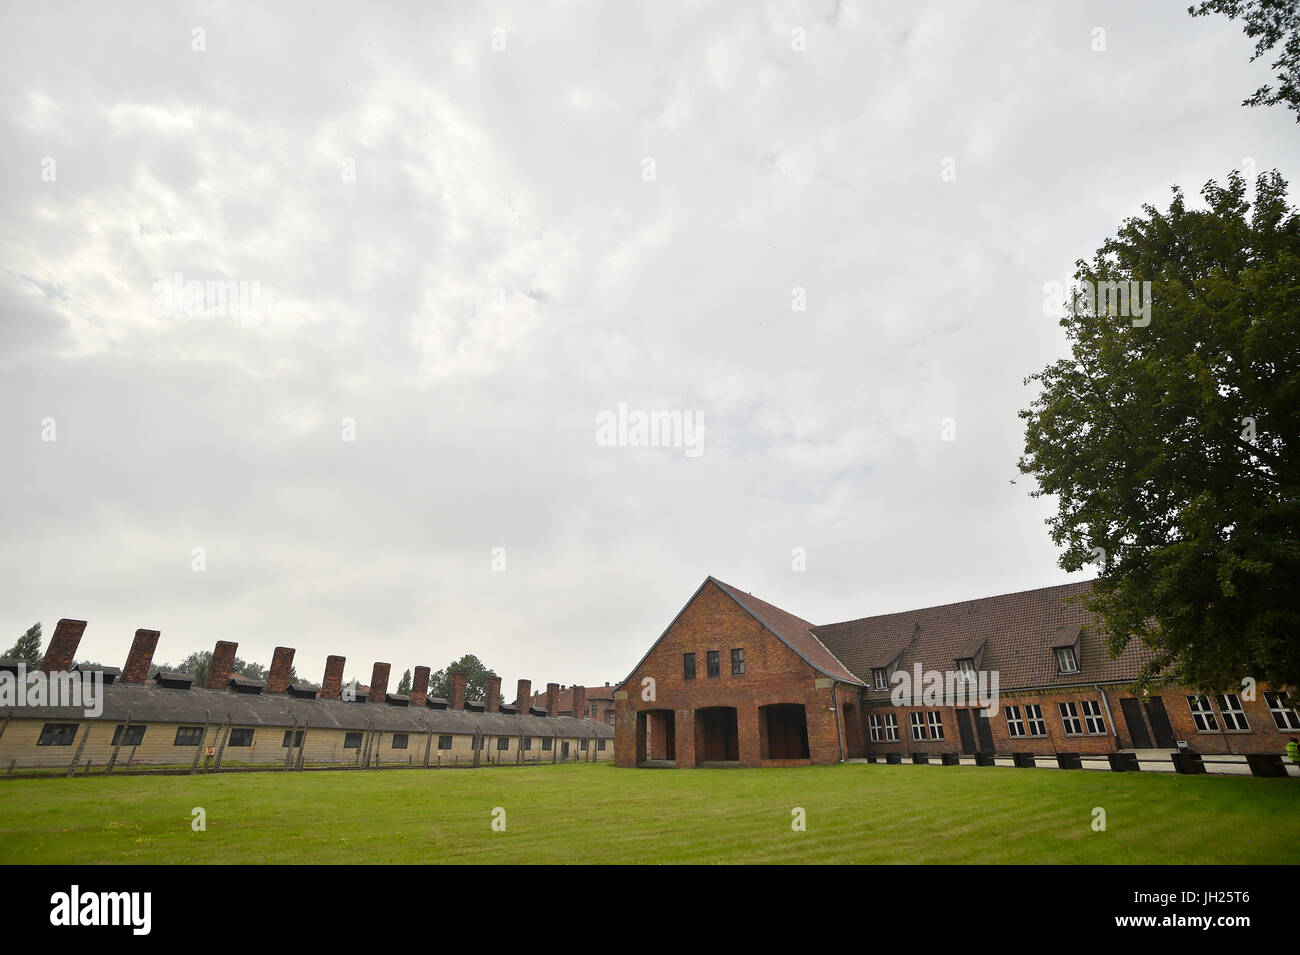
left=731, top=648, right=745, bottom=675
left=1267, top=692, right=1300, bottom=730
left=1059, top=702, right=1083, bottom=735
left=392, top=733, right=409, bottom=749
left=910, top=711, right=927, bottom=740
left=1188, top=695, right=1218, bottom=732
left=1025, top=704, right=1047, bottom=737
left=706, top=650, right=720, bottom=678
left=343, top=732, right=363, bottom=749
left=683, top=652, right=696, bottom=680
left=37, top=723, right=79, bottom=746
left=438, top=735, right=453, bottom=749
left=281, top=730, right=303, bottom=748
left=872, top=668, right=888, bottom=691
left=1005, top=706, right=1026, bottom=738
left=174, top=726, right=205, bottom=746
left=228, top=728, right=254, bottom=747
left=869, top=713, right=882, bottom=742
left=1081, top=699, right=1107, bottom=735
left=1216, top=694, right=1249, bottom=731
left=882, top=713, right=899, bottom=742
left=112, top=724, right=146, bottom=747
left=926, top=711, right=944, bottom=740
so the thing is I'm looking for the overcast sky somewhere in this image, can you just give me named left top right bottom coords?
left=1, top=1, right=1295, bottom=691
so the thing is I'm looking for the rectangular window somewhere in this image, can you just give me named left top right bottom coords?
left=910, top=711, right=927, bottom=741
left=392, top=733, right=409, bottom=749
left=541, top=737, right=553, bottom=751
left=683, top=653, right=696, bottom=681
left=580, top=738, right=590, bottom=751
left=37, top=723, right=79, bottom=746
left=112, top=724, right=146, bottom=747
left=926, top=711, right=944, bottom=740
left=471, top=737, right=483, bottom=750
left=343, top=731, right=363, bottom=749
left=522, top=737, right=533, bottom=751
left=281, top=730, right=304, bottom=747
left=872, top=668, right=888, bottom=691
left=869, top=713, right=881, bottom=742
left=1056, top=647, right=1079, bottom=674
left=438, top=735, right=453, bottom=749
left=958, top=659, right=976, bottom=683
left=174, top=726, right=205, bottom=746
left=1266, top=692, right=1300, bottom=730
left=496, top=737, right=510, bottom=750
left=1005, top=705, right=1026, bottom=738
left=597, top=738, right=607, bottom=751
left=882, top=713, right=899, bottom=742
left=1025, top=704, right=1047, bottom=737
left=228, top=728, right=254, bottom=747
left=1059, top=702, right=1083, bottom=735
left=1081, top=699, right=1107, bottom=735
left=1188, top=695, right=1218, bottom=732
left=706, top=650, right=720, bottom=678
left=1217, top=693, right=1249, bottom=731
left=731, top=648, right=745, bottom=675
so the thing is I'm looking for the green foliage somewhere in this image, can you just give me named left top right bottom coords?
left=428, top=654, right=500, bottom=705
left=396, top=669, right=412, bottom=696
left=171, top=649, right=297, bottom=687
left=1190, top=0, right=1300, bottom=120
left=4, top=623, right=42, bottom=666
left=1020, top=170, right=1300, bottom=691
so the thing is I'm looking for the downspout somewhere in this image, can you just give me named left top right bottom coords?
left=1094, top=684, right=1119, bottom=753
left=832, top=681, right=846, bottom=763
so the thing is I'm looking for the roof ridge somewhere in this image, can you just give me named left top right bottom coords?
left=814, top=578, right=1094, bottom=631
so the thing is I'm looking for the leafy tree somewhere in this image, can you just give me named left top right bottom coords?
left=5, top=623, right=42, bottom=666
left=396, top=669, right=412, bottom=695
left=172, top=649, right=297, bottom=686
left=1190, top=0, right=1300, bottom=120
left=1019, top=170, right=1300, bottom=692
left=428, top=654, right=500, bottom=705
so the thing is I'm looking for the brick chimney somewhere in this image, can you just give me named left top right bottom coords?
left=122, top=629, right=160, bottom=684
left=450, top=672, right=467, bottom=710
left=410, top=666, right=430, bottom=707
left=40, top=619, right=87, bottom=674
left=485, top=675, right=501, bottom=713
left=320, top=655, right=346, bottom=700
left=369, top=662, right=390, bottom=705
left=266, top=646, right=295, bottom=694
left=207, top=640, right=239, bottom=689
left=546, top=682, right=559, bottom=717
left=572, top=684, right=587, bottom=719
left=515, top=679, right=532, bottom=715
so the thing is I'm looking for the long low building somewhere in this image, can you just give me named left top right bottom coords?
left=0, top=623, right=614, bottom=772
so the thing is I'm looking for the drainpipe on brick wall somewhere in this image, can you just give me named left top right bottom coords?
left=1094, top=684, right=1120, bottom=752
left=832, top=682, right=846, bottom=763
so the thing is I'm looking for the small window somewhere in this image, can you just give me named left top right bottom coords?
left=1081, top=699, right=1107, bottom=734
left=1005, top=706, right=1026, bottom=738
left=1058, top=702, right=1083, bottom=735
left=437, top=735, right=453, bottom=749
left=597, top=738, right=607, bottom=751
left=522, top=737, right=533, bottom=751
left=228, top=728, right=254, bottom=747
left=882, top=713, right=899, bottom=742
left=175, top=726, right=205, bottom=746
left=1056, top=647, right=1079, bottom=674
left=910, top=711, right=927, bottom=741
left=1025, top=704, right=1047, bottom=737
left=1188, top=695, right=1218, bottom=732
left=706, top=650, right=720, bottom=678
left=731, top=648, right=745, bottom=676
left=497, top=737, right=510, bottom=750
left=1266, top=692, right=1300, bottom=730
left=580, top=738, right=589, bottom=751
left=926, top=711, right=944, bottom=740
left=343, top=731, right=363, bottom=749
left=541, top=737, right=553, bottom=751
left=958, top=659, right=976, bottom=683
left=872, top=668, right=888, bottom=691
left=1216, top=694, right=1249, bottom=731
left=869, top=713, right=882, bottom=742
left=37, top=723, right=79, bottom=746
left=112, top=724, right=146, bottom=747
left=683, top=653, right=696, bottom=681
left=282, top=730, right=304, bottom=748
left=392, top=733, right=409, bottom=749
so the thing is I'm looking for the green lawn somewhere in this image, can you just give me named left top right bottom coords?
left=0, top=762, right=1295, bottom=864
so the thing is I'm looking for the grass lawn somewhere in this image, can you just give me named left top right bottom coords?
left=0, top=761, right=1295, bottom=864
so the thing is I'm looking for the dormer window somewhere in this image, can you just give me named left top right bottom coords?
left=1056, top=646, right=1079, bottom=674
left=872, top=668, right=889, bottom=691
left=957, top=659, right=976, bottom=683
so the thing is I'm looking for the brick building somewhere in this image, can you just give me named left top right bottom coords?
left=530, top=683, right=617, bottom=724
left=613, top=576, right=1300, bottom=768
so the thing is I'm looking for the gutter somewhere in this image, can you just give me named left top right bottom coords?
left=832, top=681, right=846, bottom=763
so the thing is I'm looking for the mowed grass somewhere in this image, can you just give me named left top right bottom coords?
left=0, top=762, right=1296, bottom=864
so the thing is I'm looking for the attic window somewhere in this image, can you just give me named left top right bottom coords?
left=1056, top=647, right=1079, bottom=674
left=872, top=668, right=888, bottom=691
left=957, top=659, right=976, bottom=683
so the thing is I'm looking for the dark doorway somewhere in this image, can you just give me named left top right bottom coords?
left=561, top=741, right=570, bottom=759
left=637, top=709, right=676, bottom=764
left=1119, top=697, right=1152, bottom=749
left=973, top=709, right=995, bottom=753
left=760, top=703, right=810, bottom=760
left=955, top=709, right=976, bottom=754
left=1144, top=697, right=1176, bottom=748
left=694, top=706, right=739, bottom=764
left=842, top=702, right=862, bottom=757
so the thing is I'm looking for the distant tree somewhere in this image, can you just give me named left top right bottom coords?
left=5, top=622, right=42, bottom=666
left=1190, top=0, right=1300, bottom=120
left=173, top=650, right=296, bottom=686
left=396, top=669, right=412, bottom=695
left=428, top=655, right=500, bottom=705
